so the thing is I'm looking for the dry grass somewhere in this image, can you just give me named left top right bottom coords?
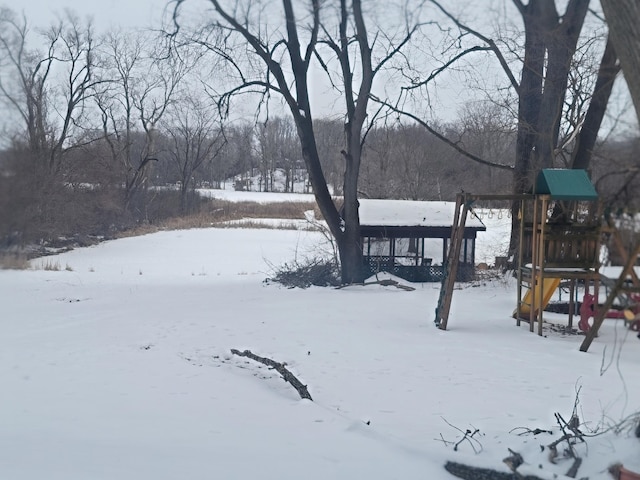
left=40, top=260, right=61, bottom=271
left=117, top=199, right=322, bottom=238
left=216, top=220, right=316, bottom=230
left=45, top=260, right=64, bottom=271
left=0, top=253, right=30, bottom=270
left=22, top=259, right=74, bottom=271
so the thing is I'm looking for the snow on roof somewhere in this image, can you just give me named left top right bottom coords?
left=358, top=199, right=485, bottom=229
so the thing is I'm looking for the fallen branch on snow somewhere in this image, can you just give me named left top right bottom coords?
left=444, top=460, right=544, bottom=480
left=230, top=349, right=313, bottom=401
left=338, top=278, right=416, bottom=291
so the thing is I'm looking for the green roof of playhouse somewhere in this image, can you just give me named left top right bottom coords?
left=534, top=169, right=598, bottom=200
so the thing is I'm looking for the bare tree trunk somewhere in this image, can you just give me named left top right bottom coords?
left=571, top=36, right=619, bottom=170
left=173, top=0, right=421, bottom=284
left=600, top=0, right=640, bottom=126
left=509, top=0, right=590, bottom=260
left=341, top=147, right=363, bottom=283
left=533, top=1, right=589, bottom=169
left=513, top=0, right=590, bottom=194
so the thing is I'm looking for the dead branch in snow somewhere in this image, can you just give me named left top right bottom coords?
left=230, top=349, right=312, bottom=401
left=337, top=278, right=416, bottom=291
left=502, top=448, right=524, bottom=472
left=444, top=386, right=640, bottom=480
left=547, top=412, right=585, bottom=466
left=439, top=417, right=484, bottom=454
left=509, top=426, right=554, bottom=436
left=444, top=460, right=544, bottom=480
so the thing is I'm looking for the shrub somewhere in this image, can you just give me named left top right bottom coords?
left=265, top=257, right=340, bottom=289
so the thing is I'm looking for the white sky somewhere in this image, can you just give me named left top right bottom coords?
left=15, top=0, right=165, bottom=30
left=6, top=0, right=638, bottom=135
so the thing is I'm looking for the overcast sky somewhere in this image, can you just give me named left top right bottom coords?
left=15, top=0, right=168, bottom=30
left=5, top=0, right=638, bottom=136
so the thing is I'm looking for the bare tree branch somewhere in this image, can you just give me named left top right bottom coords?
left=370, top=94, right=514, bottom=171
left=403, top=45, right=492, bottom=91
left=429, top=0, right=520, bottom=93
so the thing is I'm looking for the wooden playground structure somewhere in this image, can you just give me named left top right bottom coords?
left=434, top=169, right=640, bottom=352
left=580, top=222, right=640, bottom=351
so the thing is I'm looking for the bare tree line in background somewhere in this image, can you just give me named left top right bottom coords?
left=1, top=2, right=639, bottom=281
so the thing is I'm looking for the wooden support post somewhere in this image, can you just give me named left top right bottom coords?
left=580, top=243, right=640, bottom=352
left=530, top=197, right=540, bottom=332
left=516, top=200, right=525, bottom=327
left=537, top=196, right=548, bottom=336
left=609, top=222, right=640, bottom=287
left=568, top=279, right=575, bottom=328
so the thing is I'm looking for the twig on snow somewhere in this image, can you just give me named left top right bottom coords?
left=337, top=278, right=416, bottom=291
left=230, top=349, right=313, bottom=401
left=440, top=417, right=483, bottom=453
left=509, top=426, right=554, bottom=436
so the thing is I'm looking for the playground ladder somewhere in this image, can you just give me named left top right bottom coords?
left=435, top=195, right=470, bottom=330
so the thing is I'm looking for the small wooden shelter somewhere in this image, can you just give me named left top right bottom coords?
left=358, top=199, right=486, bottom=282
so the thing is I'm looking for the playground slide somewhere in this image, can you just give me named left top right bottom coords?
left=514, top=278, right=561, bottom=319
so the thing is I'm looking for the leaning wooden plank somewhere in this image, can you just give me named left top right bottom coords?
left=230, top=349, right=313, bottom=401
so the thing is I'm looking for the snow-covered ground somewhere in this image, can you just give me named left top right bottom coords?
left=197, top=168, right=315, bottom=202
left=2, top=224, right=640, bottom=479
left=197, top=188, right=316, bottom=204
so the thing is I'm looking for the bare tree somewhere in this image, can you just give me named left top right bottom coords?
left=0, top=9, right=102, bottom=176
left=511, top=0, right=590, bottom=191
left=397, top=0, right=593, bottom=194
left=0, top=9, right=106, bottom=243
left=171, top=0, right=425, bottom=283
left=387, top=1, right=619, bottom=260
left=96, top=30, right=191, bottom=210
left=95, top=30, right=142, bottom=203
left=162, top=95, right=225, bottom=212
left=255, top=120, right=278, bottom=193
left=360, top=123, right=453, bottom=200
left=590, top=1, right=640, bottom=213
left=255, top=117, right=300, bottom=192
left=0, top=8, right=52, bottom=166
left=570, top=35, right=619, bottom=170
left=216, top=122, right=255, bottom=190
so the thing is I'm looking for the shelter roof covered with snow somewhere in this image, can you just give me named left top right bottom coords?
left=358, top=199, right=485, bottom=229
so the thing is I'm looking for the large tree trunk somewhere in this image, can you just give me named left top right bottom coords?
left=296, top=120, right=342, bottom=238
left=571, top=37, right=619, bottom=170
left=295, top=115, right=366, bottom=283
left=514, top=0, right=553, bottom=196
left=189, top=0, right=415, bottom=285
left=534, top=1, right=589, bottom=168
left=341, top=144, right=364, bottom=284
left=600, top=0, right=640, bottom=126
left=513, top=0, right=590, bottom=194
left=509, top=0, right=590, bottom=260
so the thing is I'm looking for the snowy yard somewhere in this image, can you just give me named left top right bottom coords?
left=1, top=219, right=639, bottom=479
